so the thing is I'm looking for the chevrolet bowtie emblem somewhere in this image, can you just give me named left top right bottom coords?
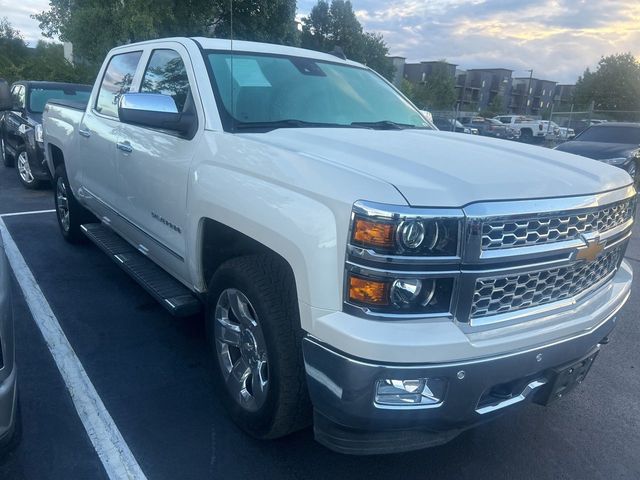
left=576, top=237, right=605, bottom=262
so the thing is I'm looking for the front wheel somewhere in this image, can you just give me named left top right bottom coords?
left=54, top=166, right=95, bottom=243
left=206, top=255, right=311, bottom=439
left=16, top=148, right=42, bottom=189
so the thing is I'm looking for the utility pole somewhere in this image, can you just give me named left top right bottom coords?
left=520, top=69, right=533, bottom=115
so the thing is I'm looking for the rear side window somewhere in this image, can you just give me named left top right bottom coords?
left=95, top=51, right=143, bottom=118
left=141, top=49, right=190, bottom=112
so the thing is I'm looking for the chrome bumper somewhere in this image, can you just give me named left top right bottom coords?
left=303, top=294, right=627, bottom=455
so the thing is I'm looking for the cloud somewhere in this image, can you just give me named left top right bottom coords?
left=1, top=0, right=50, bottom=45
left=299, top=0, right=640, bottom=83
left=6, top=0, right=639, bottom=83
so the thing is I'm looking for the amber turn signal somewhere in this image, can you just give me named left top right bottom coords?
left=348, top=274, right=389, bottom=306
left=352, top=218, right=395, bottom=249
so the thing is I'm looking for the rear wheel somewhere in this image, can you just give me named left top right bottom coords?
left=16, top=148, right=42, bottom=189
left=54, top=165, right=95, bottom=243
left=206, top=255, right=311, bottom=439
left=520, top=129, right=533, bottom=143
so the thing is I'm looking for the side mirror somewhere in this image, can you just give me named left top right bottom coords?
left=0, top=80, right=11, bottom=111
left=118, top=93, right=195, bottom=136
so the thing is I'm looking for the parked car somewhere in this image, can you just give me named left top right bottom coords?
left=0, top=231, right=19, bottom=454
left=459, top=116, right=514, bottom=139
left=554, top=122, right=640, bottom=181
left=0, top=81, right=91, bottom=189
left=433, top=116, right=478, bottom=134
left=494, top=115, right=547, bottom=142
left=540, top=121, right=575, bottom=141
left=42, top=38, right=634, bottom=455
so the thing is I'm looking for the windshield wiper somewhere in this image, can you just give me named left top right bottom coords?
left=350, top=120, right=420, bottom=130
left=234, top=119, right=349, bottom=131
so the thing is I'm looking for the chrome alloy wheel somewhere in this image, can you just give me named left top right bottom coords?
left=56, top=176, right=70, bottom=232
left=17, top=151, right=34, bottom=183
left=214, top=288, right=269, bottom=412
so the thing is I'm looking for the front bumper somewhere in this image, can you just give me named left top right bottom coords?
left=303, top=296, right=626, bottom=455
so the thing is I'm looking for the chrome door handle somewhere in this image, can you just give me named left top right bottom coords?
left=78, top=128, right=91, bottom=138
left=116, top=142, right=133, bottom=153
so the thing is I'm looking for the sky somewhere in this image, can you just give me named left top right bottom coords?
left=3, top=0, right=639, bottom=84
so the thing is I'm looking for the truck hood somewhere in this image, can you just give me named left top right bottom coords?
left=554, top=141, right=638, bottom=161
left=244, top=128, right=632, bottom=207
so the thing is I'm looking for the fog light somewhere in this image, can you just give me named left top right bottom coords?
left=375, top=378, right=447, bottom=407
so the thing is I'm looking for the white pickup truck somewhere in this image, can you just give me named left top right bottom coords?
left=494, top=115, right=549, bottom=142
left=43, top=37, right=635, bottom=455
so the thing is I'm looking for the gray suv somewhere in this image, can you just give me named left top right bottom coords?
left=0, top=233, right=18, bottom=452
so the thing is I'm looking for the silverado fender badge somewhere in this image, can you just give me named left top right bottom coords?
left=575, top=237, right=606, bottom=262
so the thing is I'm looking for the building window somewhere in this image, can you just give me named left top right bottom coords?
left=542, top=89, right=546, bottom=96
left=482, top=80, right=486, bottom=88
left=421, top=72, right=426, bottom=82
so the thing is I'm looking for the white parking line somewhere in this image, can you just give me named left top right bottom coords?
left=0, top=218, right=147, bottom=480
left=0, top=209, right=56, bottom=218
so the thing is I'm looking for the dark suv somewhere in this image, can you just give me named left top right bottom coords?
left=0, top=81, right=91, bottom=189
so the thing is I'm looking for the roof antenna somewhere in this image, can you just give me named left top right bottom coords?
left=329, top=46, right=347, bottom=60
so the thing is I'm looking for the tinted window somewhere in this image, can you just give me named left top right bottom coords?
left=206, top=51, right=429, bottom=130
left=29, top=87, right=91, bottom=113
left=11, top=85, right=25, bottom=110
left=576, top=126, right=640, bottom=144
left=95, top=51, right=143, bottom=118
left=141, top=49, right=190, bottom=112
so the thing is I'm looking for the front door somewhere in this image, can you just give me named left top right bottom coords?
left=116, top=46, right=201, bottom=280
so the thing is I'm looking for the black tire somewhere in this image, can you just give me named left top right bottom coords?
left=206, top=254, right=311, bottom=439
left=520, top=129, right=533, bottom=143
left=54, top=165, right=96, bottom=243
left=15, top=147, right=43, bottom=189
left=1, top=137, right=13, bottom=167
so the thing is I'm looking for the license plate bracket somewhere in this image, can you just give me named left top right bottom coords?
left=536, top=349, right=600, bottom=406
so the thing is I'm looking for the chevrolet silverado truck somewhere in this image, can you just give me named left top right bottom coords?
left=494, top=115, right=548, bottom=143
left=42, top=38, right=635, bottom=455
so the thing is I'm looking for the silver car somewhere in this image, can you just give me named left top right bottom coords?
left=0, top=233, right=18, bottom=451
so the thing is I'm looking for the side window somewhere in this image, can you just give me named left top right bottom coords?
left=95, top=51, right=143, bottom=118
left=11, top=85, right=25, bottom=110
left=140, top=49, right=190, bottom=112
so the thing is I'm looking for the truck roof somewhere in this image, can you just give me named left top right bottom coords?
left=12, top=81, right=92, bottom=90
left=111, top=37, right=367, bottom=69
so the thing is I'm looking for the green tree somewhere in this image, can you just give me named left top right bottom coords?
left=480, top=95, right=504, bottom=117
left=33, top=0, right=297, bottom=66
left=574, top=53, right=640, bottom=111
left=409, top=65, right=457, bottom=110
left=0, top=17, right=29, bottom=83
left=301, top=0, right=394, bottom=80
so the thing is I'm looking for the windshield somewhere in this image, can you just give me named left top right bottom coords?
left=28, top=87, right=91, bottom=113
left=575, top=126, right=640, bottom=144
left=205, top=51, right=430, bottom=131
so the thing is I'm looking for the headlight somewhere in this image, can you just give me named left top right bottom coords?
left=350, top=209, right=460, bottom=257
left=35, top=123, right=44, bottom=143
left=346, top=273, right=453, bottom=314
left=345, top=201, right=462, bottom=317
left=601, top=157, right=627, bottom=166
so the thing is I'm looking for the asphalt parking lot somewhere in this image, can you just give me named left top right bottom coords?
left=0, top=164, right=639, bottom=480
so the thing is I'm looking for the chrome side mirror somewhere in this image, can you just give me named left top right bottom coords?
left=118, top=93, right=196, bottom=136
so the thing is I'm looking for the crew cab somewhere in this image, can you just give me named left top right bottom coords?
left=42, top=38, right=634, bottom=455
left=494, top=114, right=548, bottom=143
left=0, top=81, right=91, bottom=189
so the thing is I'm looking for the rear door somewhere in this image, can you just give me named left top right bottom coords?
left=78, top=50, right=143, bottom=220
left=116, top=45, right=202, bottom=280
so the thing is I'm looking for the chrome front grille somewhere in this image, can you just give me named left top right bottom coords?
left=471, top=246, right=623, bottom=319
left=481, top=198, right=635, bottom=250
